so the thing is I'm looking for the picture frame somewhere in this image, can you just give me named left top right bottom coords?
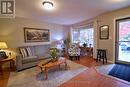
left=24, top=27, right=50, bottom=42
left=100, top=25, right=109, bottom=39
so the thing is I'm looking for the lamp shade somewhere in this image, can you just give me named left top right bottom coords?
left=0, top=42, right=8, bottom=49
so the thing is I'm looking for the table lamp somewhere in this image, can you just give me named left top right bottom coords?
left=0, top=42, right=8, bottom=59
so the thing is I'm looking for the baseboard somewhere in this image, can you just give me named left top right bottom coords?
left=93, top=57, right=96, bottom=59
left=93, top=57, right=114, bottom=64
left=107, top=60, right=114, bottom=64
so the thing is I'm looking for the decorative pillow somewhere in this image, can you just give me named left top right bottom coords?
left=26, top=47, right=33, bottom=56
left=19, top=48, right=28, bottom=57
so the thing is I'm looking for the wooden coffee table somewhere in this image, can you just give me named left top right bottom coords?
left=38, top=57, right=67, bottom=80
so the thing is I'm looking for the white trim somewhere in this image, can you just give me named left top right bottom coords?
left=108, top=60, right=114, bottom=63
left=114, top=15, right=130, bottom=20
left=92, top=20, right=99, bottom=58
left=70, top=27, right=73, bottom=43
left=93, top=57, right=96, bottom=59
left=93, top=57, right=114, bottom=63
left=113, top=18, right=116, bottom=63
left=113, top=15, right=130, bottom=63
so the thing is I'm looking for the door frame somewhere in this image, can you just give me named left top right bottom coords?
left=115, top=17, right=130, bottom=64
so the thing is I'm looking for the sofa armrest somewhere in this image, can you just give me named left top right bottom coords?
left=16, top=54, right=23, bottom=71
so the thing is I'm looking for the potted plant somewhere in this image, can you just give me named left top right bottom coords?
left=50, top=48, right=58, bottom=62
left=64, top=37, right=70, bottom=52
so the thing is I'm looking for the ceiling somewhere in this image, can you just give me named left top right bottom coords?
left=16, top=0, right=130, bottom=25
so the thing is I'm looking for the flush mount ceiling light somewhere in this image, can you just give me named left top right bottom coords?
left=42, top=1, right=54, bottom=10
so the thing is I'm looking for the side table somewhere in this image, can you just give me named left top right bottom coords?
left=0, top=56, right=15, bottom=73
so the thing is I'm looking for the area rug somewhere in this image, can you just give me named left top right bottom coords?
left=7, top=60, right=87, bottom=87
left=95, top=64, right=115, bottom=74
left=108, top=64, right=130, bottom=82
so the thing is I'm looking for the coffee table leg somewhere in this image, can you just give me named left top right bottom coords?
left=65, top=62, right=67, bottom=70
left=40, top=67, right=43, bottom=73
left=44, top=68, right=48, bottom=80
left=0, top=64, right=3, bottom=75
left=59, top=65, right=60, bottom=69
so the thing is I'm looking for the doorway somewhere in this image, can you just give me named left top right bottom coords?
left=116, top=17, right=130, bottom=64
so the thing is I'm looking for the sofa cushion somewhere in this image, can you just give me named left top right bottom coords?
left=19, top=48, right=28, bottom=57
left=19, top=46, right=36, bottom=57
left=26, top=47, right=33, bottom=56
left=38, top=54, right=51, bottom=60
left=22, top=56, right=38, bottom=64
left=28, top=46, right=36, bottom=56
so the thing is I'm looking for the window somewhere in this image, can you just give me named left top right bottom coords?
left=79, top=28, right=93, bottom=47
left=71, top=27, right=94, bottom=47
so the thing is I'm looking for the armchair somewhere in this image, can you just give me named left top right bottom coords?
left=68, top=43, right=80, bottom=60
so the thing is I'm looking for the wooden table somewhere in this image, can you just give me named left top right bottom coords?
left=80, top=47, right=93, bottom=57
left=38, top=57, right=67, bottom=80
left=0, top=57, right=15, bottom=73
left=60, top=68, right=130, bottom=87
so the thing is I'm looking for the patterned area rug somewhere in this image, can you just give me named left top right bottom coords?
left=7, top=60, right=87, bottom=87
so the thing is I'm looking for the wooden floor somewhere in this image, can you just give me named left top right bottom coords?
left=60, top=68, right=130, bottom=87
left=73, top=56, right=102, bottom=67
left=0, top=56, right=104, bottom=87
left=0, top=67, right=10, bottom=87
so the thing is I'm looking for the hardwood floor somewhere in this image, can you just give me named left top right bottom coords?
left=60, top=68, right=130, bottom=87
left=0, top=67, right=11, bottom=87
left=73, top=56, right=103, bottom=67
left=0, top=56, right=102, bottom=87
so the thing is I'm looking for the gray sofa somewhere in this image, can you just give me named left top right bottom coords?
left=16, top=45, right=51, bottom=71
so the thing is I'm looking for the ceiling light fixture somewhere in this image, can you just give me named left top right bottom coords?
left=42, top=1, right=54, bottom=10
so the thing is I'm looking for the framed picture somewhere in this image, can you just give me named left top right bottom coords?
left=100, top=25, right=109, bottom=39
left=24, top=27, right=50, bottom=42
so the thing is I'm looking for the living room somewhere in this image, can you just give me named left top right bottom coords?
left=0, top=0, right=130, bottom=87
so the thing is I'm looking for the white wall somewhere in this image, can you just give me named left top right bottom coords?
left=0, top=17, right=69, bottom=55
left=71, top=6, right=130, bottom=63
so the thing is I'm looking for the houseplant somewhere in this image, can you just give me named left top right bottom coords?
left=64, top=37, right=70, bottom=51
left=50, top=48, right=58, bottom=62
